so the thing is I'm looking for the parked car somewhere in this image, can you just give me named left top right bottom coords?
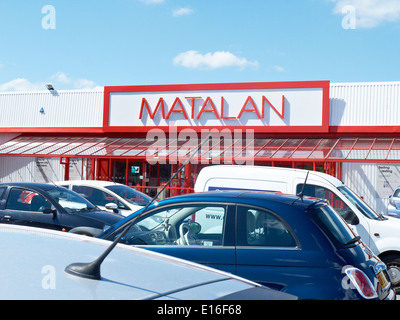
left=0, top=224, right=296, bottom=300
left=0, top=182, right=123, bottom=235
left=98, top=191, right=395, bottom=300
left=387, top=186, right=400, bottom=218
left=56, top=180, right=151, bottom=216
left=194, top=165, right=400, bottom=293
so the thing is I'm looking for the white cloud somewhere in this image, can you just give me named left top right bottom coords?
left=50, top=72, right=100, bottom=90
left=273, top=65, right=286, bottom=72
left=73, top=78, right=98, bottom=90
left=0, top=78, right=44, bottom=92
left=0, top=72, right=101, bottom=92
left=173, top=8, right=194, bottom=17
left=331, top=0, right=400, bottom=28
left=173, top=50, right=259, bottom=70
left=50, top=71, right=71, bottom=84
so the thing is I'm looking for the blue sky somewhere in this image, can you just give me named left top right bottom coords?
left=0, top=0, right=400, bottom=91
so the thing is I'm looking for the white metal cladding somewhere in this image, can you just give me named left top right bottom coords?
left=342, top=162, right=395, bottom=215
left=0, top=89, right=104, bottom=128
left=330, top=82, right=400, bottom=126
left=0, top=156, right=64, bottom=183
left=0, top=82, right=399, bottom=128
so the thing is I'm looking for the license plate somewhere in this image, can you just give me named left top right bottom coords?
left=376, top=269, right=390, bottom=290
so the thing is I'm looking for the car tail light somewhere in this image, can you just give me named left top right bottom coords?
left=345, top=268, right=378, bottom=299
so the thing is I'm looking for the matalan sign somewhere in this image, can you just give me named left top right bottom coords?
left=104, top=81, right=330, bottom=133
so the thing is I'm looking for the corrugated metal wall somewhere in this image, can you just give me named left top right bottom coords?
left=0, top=156, right=64, bottom=183
left=341, top=162, right=396, bottom=215
left=330, top=82, right=400, bottom=126
left=0, top=89, right=104, bottom=128
left=1, top=83, right=399, bottom=128
left=330, top=82, right=400, bottom=214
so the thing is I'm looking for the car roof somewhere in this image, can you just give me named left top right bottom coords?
left=0, top=224, right=296, bottom=300
left=196, top=165, right=344, bottom=189
left=56, top=180, right=123, bottom=187
left=161, top=190, right=319, bottom=207
left=0, top=182, right=61, bottom=191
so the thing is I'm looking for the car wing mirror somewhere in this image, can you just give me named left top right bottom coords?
left=43, top=207, right=57, bottom=218
left=105, top=203, right=119, bottom=214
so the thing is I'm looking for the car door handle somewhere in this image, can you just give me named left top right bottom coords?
left=3, top=215, right=11, bottom=222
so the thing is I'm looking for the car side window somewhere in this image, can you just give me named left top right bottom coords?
left=296, top=184, right=354, bottom=219
left=6, top=188, right=51, bottom=212
left=0, top=187, right=6, bottom=199
left=123, top=204, right=228, bottom=246
left=237, top=205, right=297, bottom=247
left=71, top=185, right=127, bottom=209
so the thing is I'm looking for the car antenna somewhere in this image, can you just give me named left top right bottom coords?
left=296, top=170, right=309, bottom=200
left=64, top=134, right=212, bottom=280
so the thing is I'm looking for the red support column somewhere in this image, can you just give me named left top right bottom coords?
left=184, top=163, right=192, bottom=193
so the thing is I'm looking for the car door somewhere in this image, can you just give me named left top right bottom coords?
left=235, top=204, right=304, bottom=291
left=0, top=187, right=61, bottom=230
left=119, top=202, right=236, bottom=274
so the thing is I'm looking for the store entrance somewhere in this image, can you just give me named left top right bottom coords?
left=110, top=160, right=144, bottom=187
left=108, top=160, right=174, bottom=197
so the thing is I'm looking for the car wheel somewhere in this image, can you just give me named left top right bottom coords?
left=382, top=254, right=400, bottom=293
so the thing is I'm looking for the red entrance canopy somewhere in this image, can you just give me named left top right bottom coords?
left=0, top=135, right=400, bottom=163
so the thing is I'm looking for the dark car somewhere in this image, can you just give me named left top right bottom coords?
left=0, top=182, right=123, bottom=234
left=99, top=191, right=395, bottom=300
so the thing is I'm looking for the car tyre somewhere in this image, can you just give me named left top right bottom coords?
left=381, top=254, right=400, bottom=293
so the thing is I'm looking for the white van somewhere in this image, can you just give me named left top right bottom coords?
left=195, top=165, right=400, bottom=291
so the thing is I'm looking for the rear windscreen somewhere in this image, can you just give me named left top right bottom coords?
left=309, top=204, right=356, bottom=247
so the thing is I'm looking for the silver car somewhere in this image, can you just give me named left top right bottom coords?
left=0, top=224, right=296, bottom=300
left=387, top=187, right=400, bottom=218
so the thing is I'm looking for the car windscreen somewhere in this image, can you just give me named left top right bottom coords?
left=394, top=188, right=400, bottom=198
left=308, top=203, right=357, bottom=248
left=47, top=187, right=96, bottom=213
left=338, top=186, right=380, bottom=220
left=105, top=185, right=151, bottom=206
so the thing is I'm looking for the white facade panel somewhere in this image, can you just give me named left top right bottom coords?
left=0, top=89, right=104, bottom=128
left=341, top=162, right=400, bottom=215
left=330, top=82, right=400, bottom=126
left=0, top=156, right=93, bottom=184
left=0, top=156, right=63, bottom=183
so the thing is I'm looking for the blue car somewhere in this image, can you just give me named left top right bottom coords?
left=99, top=191, right=395, bottom=300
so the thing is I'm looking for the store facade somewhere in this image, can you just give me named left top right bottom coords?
left=0, top=80, right=399, bottom=214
